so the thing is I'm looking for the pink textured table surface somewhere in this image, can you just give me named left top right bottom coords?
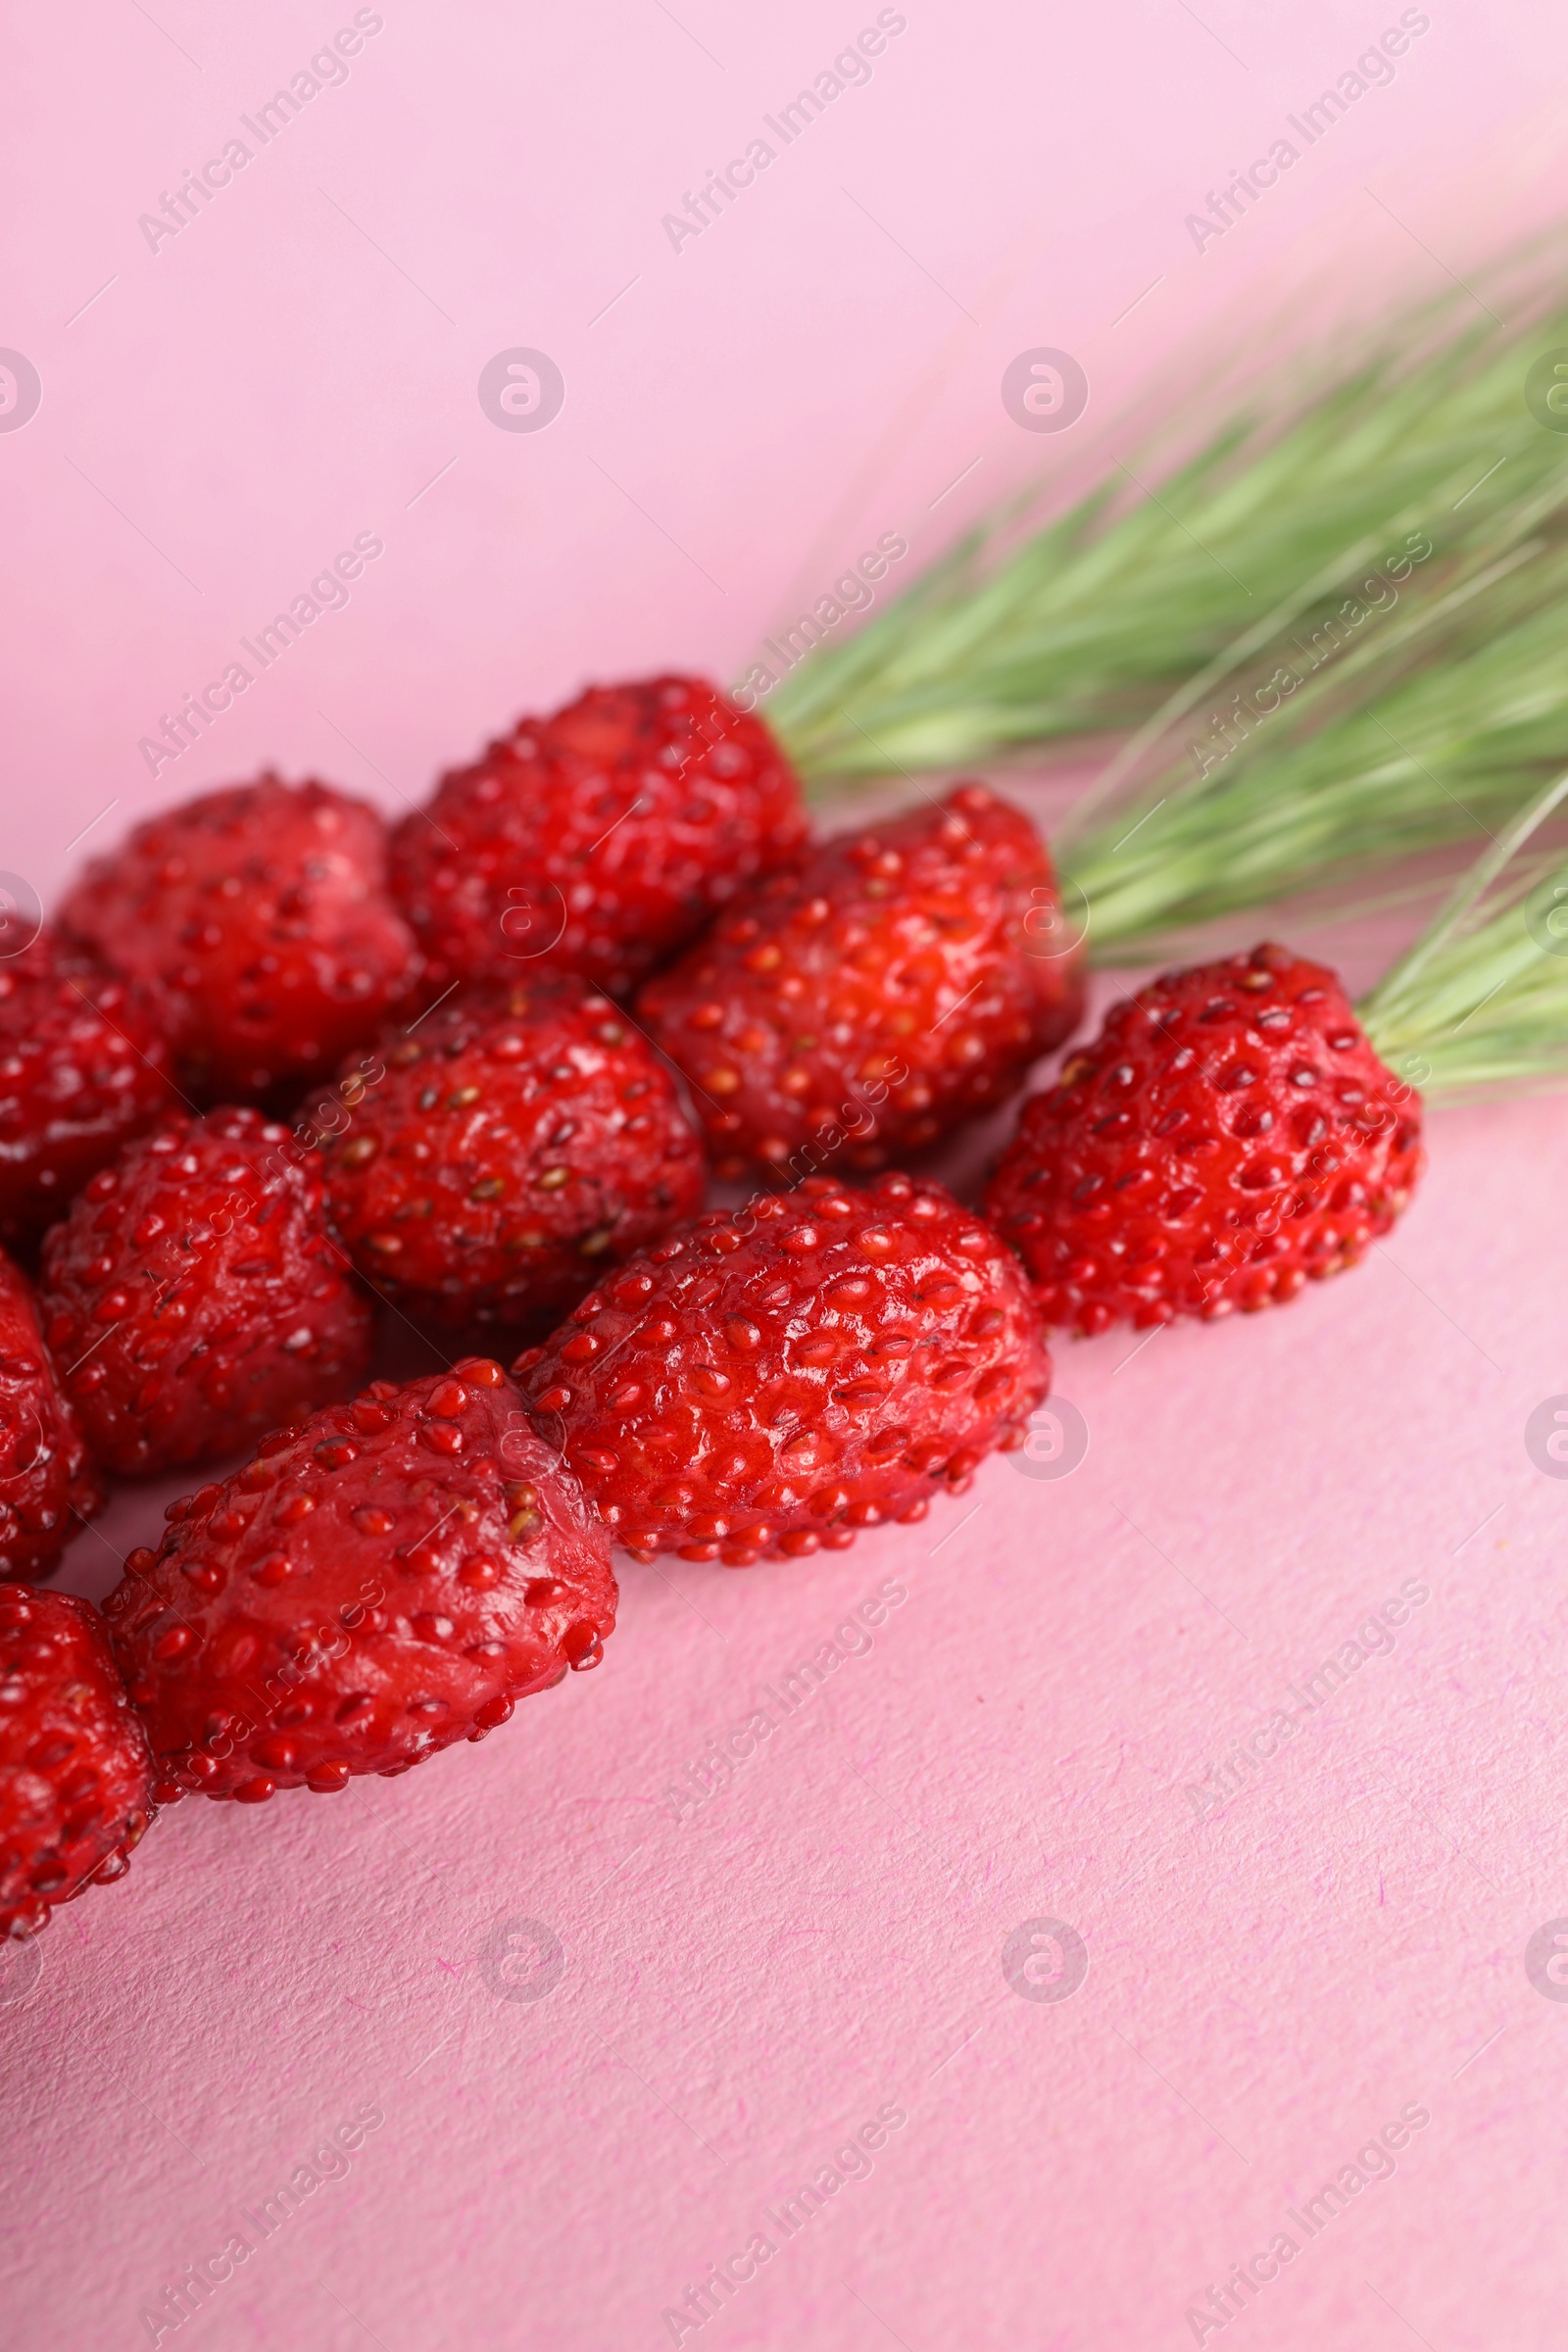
left=5, top=6, right=1568, bottom=2348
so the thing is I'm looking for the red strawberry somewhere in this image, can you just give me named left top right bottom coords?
left=0, top=931, right=180, bottom=1252
left=39, top=1106, right=373, bottom=1477
left=391, top=674, right=808, bottom=999
left=984, top=942, right=1424, bottom=1334
left=512, top=1172, right=1050, bottom=1566
left=0, top=1585, right=155, bottom=1938
left=637, top=784, right=1083, bottom=1180
left=104, top=1361, right=616, bottom=1803
left=0, top=1249, right=102, bottom=1583
left=61, top=775, right=420, bottom=1100
left=312, top=976, right=705, bottom=1331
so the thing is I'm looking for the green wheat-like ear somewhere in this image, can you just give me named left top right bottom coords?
left=765, top=253, right=1568, bottom=789
left=1359, top=769, right=1568, bottom=1098
left=1060, top=524, right=1568, bottom=962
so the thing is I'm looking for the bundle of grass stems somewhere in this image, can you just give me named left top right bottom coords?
left=765, top=249, right=1568, bottom=996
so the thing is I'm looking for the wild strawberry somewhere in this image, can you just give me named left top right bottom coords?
left=984, top=942, right=1424, bottom=1334
left=637, top=784, right=1083, bottom=1180
left=60, top=775, right=420, bottom=1100
left=0, top=1249, right=102, bottom=1583
left=311, top=976, right=704, bottom=1331
left=104, top=1362, right=616, bottom=1802
left=0, top=932, right=180, bottom=1253
left=39, top=1107, right=373, bottom=1477
left=391, top=674, right=808, bottom=999
left=0, top=1585, right=155, bottom=1938
left=512, top=1173, right=1050, bottom=1566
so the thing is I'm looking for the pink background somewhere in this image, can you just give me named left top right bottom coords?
left=6, top=3, right=1568, bottom=2346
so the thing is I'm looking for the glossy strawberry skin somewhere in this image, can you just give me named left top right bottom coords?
left=637, top=785, right=1084, bottom=1181
left=60, top=775, right=420, bottom=1101
left=0, top=932, right=181, bottom=1253
left=103, top=1363, right=617, bottom=1803
left=0, top=1249, right=102, bottom=1583
left=312, top=976, right=705, bottom=1332
left=512, top=1173, right=1051, bottom=1567
left=984, top=943, right=1425, bottom=1335
left=0, top=1586, right=155, bottom=1939
left=39, top=1107, right=373, bottom=1478
left=391, top=674, right=808, bottom=1000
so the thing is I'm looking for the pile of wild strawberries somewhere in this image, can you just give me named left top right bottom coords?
left=0, top=675, right=1420, bottom=1941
